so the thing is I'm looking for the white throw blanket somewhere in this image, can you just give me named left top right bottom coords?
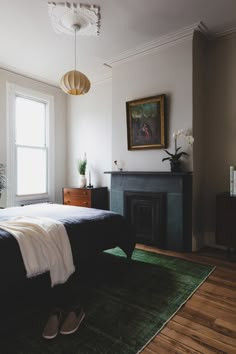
left=0, top=216, right=75, bottom=287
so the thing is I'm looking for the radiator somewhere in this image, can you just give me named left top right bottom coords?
left=20, top=199, right=51, bottom=206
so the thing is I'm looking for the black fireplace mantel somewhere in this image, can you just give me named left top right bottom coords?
left=104, top=171, right=192, bottom=175
left=104, top=170, right=192, bottom=252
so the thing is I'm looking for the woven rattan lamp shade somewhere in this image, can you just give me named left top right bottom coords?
left=60, top=70, right=91, bottom=95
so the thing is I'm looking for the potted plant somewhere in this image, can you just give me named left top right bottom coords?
left=0, top=163, right=6, bottom=199
left=162, top=130, right=194, bottom=172
left=78, top=154, right=87, bottom=188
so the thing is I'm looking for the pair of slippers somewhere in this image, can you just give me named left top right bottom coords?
left=42, top=308, right=85, bottom=339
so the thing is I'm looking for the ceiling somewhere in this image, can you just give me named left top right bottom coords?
left=0, top=0, right=236, bottom=87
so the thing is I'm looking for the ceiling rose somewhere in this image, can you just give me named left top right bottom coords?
left=48, top=2, right=100, bottom=36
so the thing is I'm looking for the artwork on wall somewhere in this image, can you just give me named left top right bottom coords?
left=126, top=94, right=166, bottom=150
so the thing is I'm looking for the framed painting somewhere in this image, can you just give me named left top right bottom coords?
left=126, top=94, right=166, bottom=150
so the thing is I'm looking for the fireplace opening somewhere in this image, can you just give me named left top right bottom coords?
left=124, top=191, right=166, bottom=248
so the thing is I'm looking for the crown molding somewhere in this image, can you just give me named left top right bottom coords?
left=91, top=75, right=112, bottom=87
left=105, top=22, right=208, bottom=67
left=0, top=62, right=111, bottom=90
left=196, top=22, right=236, bottom=39
left=196, top=21, right=213, bottom=39
left=215, top=26, right=236, bottom=38
left=0, top=64, right=59, bottom=89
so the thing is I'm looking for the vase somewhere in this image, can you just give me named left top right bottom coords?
left=79, top=174, right=87, bottom=188
left=170, top=161, right=182, bottom=173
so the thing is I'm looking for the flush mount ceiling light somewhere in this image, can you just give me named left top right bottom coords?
left=48, top=2, right=100, bottom=95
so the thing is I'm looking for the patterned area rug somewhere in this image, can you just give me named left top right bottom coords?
left=2, top=248, right=214, bottom=354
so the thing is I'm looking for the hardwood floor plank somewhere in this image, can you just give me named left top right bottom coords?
left=214, top=319, right=236, bottom=335
left=198, top=282, right=236, bottom=305
left=160, top=326, right=222, bottom=354
left=209, top=273, right=236, bottom=289
left=196, top=288, right=236, bottom=309
left=179, top=308, right=236, bottom=339
left=153, top=333, right=200, bottom=353
left=142, top=340, right=173, bottom=354
left=187, top=294, right=236, bottom=323
left=172, top=314, right=236, bottom=349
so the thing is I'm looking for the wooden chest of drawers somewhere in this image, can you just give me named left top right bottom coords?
left=63, top=187, right=108, bottom=210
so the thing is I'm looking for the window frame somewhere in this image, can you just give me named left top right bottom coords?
left=7, top=83, right=55, bottom=206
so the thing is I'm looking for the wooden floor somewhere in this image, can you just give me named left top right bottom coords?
left=136, top=244, right=236, bottom=354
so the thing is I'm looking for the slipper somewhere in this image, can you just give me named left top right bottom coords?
left=60, top=308, right=85, bottom=335
left=42, top=311, right=61, bottom=339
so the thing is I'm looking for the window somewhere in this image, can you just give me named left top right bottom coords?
left=7, top=84, right=54, bottom=206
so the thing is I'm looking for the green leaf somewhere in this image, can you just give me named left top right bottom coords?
left=175, top=152, right=188, bottom=160
left=164, top=150, right=174, bottom=157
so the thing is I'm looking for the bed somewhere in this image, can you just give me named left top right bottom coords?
left=0, top=203, right=136, bottom=316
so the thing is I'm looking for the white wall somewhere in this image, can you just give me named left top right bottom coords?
left=112, top=39, right=193, bottom=172
left=66, top=40, right=193, bottom=187
left=0, top=68, right=67, bottom=206
left=66, top=79, right=112, bottom=189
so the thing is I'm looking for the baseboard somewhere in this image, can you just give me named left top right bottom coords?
left=192, top=232, right=204, bottom=252
left=203, top=232, right=227, bottom=250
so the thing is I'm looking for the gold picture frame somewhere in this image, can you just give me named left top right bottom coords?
left=126, top=94, right=166, bottom=150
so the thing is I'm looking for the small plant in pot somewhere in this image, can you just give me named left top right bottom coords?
left=162, top=130, right=194, bottom=172
left=0, top=163, right=6, bottom=199
left=78, top=154, right=87, bottom=187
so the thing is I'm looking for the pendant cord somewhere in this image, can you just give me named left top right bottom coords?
left=74, top=27, right=77, bottom=71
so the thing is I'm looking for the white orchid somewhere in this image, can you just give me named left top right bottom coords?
left=162, top=129, right=194, bottom=164
left=185, top=134, right=194, bottom=145
left=172, top=129, right=184, bottom=139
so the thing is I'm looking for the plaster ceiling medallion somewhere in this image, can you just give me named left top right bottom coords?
left=48, top=2, right=100, bottom=36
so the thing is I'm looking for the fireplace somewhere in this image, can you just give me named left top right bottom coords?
left=124, top=191, right=166, bottom=247
left=104, top=171, right=192, bottom=252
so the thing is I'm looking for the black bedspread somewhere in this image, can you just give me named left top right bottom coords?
left=0, top=203, right=136, bottom=293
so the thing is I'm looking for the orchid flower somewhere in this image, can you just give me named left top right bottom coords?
left=162, top=129, right=194, bottom=163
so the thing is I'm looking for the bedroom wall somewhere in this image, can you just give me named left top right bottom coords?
left=192, top=31, right=208, bottom=250
left=111, top=39, right=193, bottom=172
left=66, top=39, right=193, bottom=186
left=203, top=33, right=236, bottom=246
left=66, top=79, right=112, bottom=189
left=0, top=68, right=67, bottom=206
left=66, top=37, right=197, bottom=248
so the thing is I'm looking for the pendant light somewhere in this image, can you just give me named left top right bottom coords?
left=60, top=24, right=91, bottom=95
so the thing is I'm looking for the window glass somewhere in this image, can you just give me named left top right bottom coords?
left=15, top=96, right=46, bottom=147
left=16, top=147, right=47, bottom=195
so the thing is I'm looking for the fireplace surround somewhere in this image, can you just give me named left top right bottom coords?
left=104, top=171, right=192, bottom=252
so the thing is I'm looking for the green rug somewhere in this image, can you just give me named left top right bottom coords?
left=3, top=248, right=214, bottom=354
